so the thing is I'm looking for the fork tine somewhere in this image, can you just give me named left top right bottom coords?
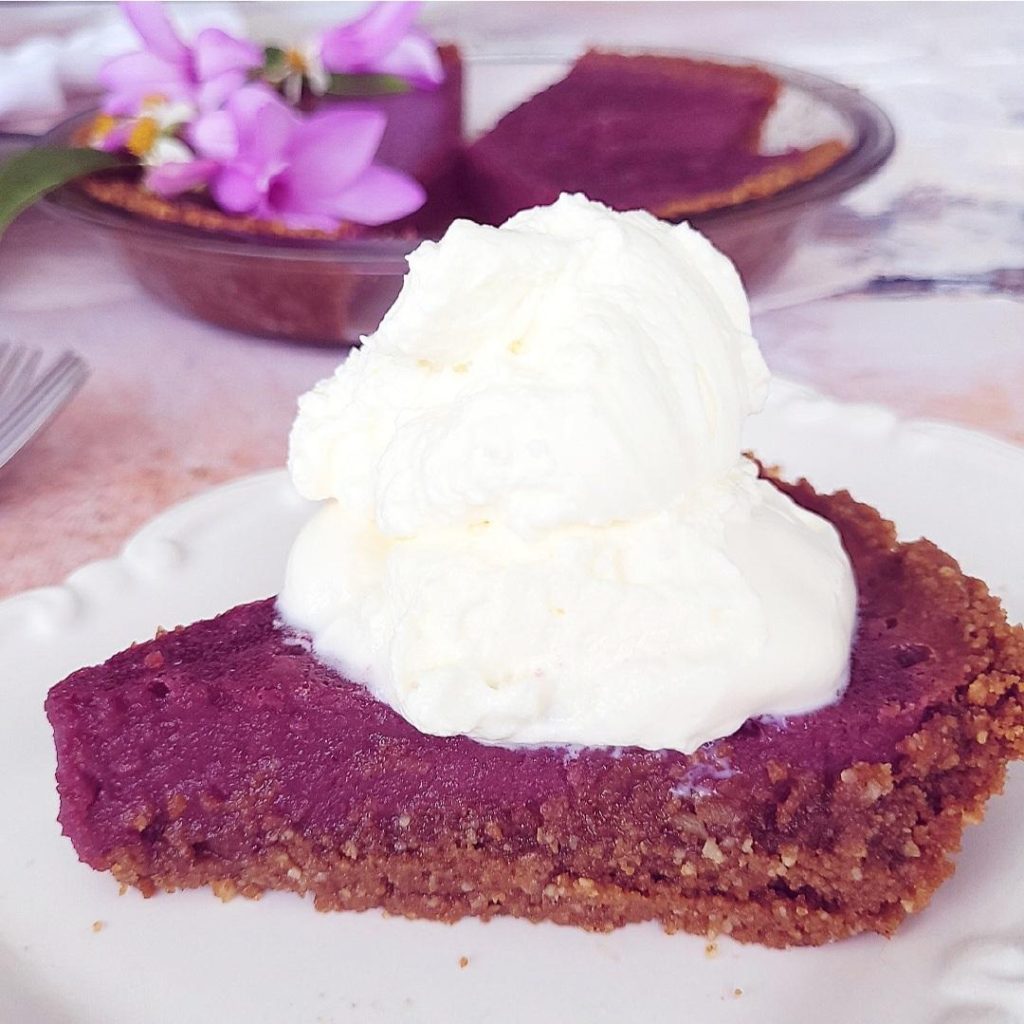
left=0, top=344, right=48, bottom=408
left=0, top=354, right=86, bottom=441
left=0, top=342, right=27, bottom=403
left=0, top=387, right=73, bottom=468
left=0, top=355, right=88, bottom=470
left=0, top=353, right=80, bottom=419
left=2, top=347, right=40, bottom=405
left=0, top=341, right=19, bottom=376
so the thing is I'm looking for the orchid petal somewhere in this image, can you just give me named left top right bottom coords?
left=98, top=50, right=191, bottom=114
left=196, top=69, right=249, bottom=113
left=283, top=108, right=387, bottom=199
left=370, top=30, right=444, bottom=89
left=327, top=164, right=425, bottom=225
left=244, top=92, right=299, bottom=166
left=320, top=1, right=421, bottom=70
left=210, top=164, right=264, bottom=214
left=224, top=82, right=280, bottom=124
left=145, top=158, right=218, bottom=197
left=193, top=28, right=261, bottom=81
left=189, top=109, right=239, bottom=161
left=207, top=84, right=295, bottom=168
left=100, top=91, right=135, bottom=117
left=121, top=2, right=189, bottom=65
left=271, top=161, right=424, bottom=227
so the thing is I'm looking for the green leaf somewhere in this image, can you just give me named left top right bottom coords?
left=326, top=73, right=412, bottom=97
left=0, top=146, right=130, bottom=234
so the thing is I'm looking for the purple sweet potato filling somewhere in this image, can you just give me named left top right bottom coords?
left=45, top=482, right=967, bottom=870
left=462, top=55, right=830, bottom=224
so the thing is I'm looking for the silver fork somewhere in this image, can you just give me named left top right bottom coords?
left=0, top=342, right=89, bottom=472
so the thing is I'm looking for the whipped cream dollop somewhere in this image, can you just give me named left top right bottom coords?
left=280, top=193, right=857, bottom=754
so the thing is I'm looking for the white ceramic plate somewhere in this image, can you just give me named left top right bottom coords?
left=2, top=378, right=1023, bottom=1024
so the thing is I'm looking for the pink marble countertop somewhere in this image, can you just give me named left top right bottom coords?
left=1, top=1, right=1022, bottom=600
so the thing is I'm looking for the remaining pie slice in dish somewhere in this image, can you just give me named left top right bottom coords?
left=44, top=475, right=1024, bottom=948
left=463, top=51, right=848, bottom=227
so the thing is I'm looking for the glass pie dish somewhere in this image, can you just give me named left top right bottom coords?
left=40, top=50, right=894, bottom=346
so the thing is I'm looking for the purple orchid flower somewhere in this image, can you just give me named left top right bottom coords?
left=320, top=1, right=444, bottom=91
left=144, top=156, right=220, bottom=198
left=147, top=85, right=425, bottom=229
left=99, top=2, right=262, bottom=116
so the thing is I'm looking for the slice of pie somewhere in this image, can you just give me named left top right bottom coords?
left=463, top=51, right=848, bottom=227
left=44, top=474, right=1024, bottom=948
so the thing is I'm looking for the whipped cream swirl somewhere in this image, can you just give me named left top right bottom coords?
left=280, top=193, right=857, bottom=753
